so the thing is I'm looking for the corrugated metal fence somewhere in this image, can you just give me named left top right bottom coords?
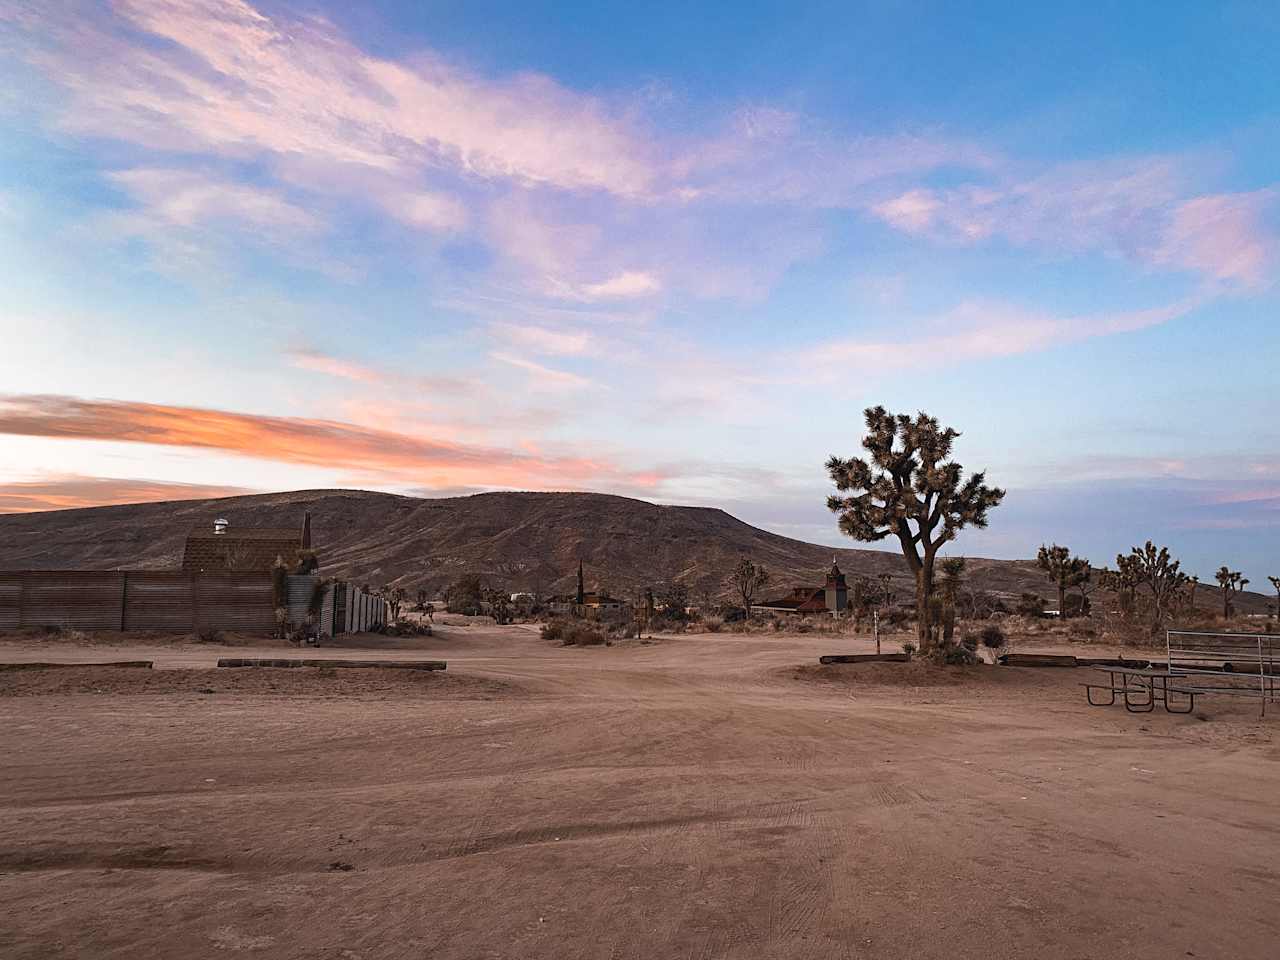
left=0, top=571, right=275, bottom=633
left=0, top=571, right=388, bottom=637
left=285, top=577, right=386, bottom=636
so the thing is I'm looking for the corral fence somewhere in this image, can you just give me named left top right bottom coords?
left=1167, top=630, right=1280, bottom=714
left=0, top=571, right=387, bottom=637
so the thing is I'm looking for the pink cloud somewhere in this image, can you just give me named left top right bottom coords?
left=810, top=297, right=1200, bottom=373
left=0, top=474, right=256, bottom=513
left=488, top=323, right=592, bottom=356
left=1152, top=190, right=1277, bottom=288
left=490, top=353, right=593, bottom=390
left=0, top=393, right=656, bottom=492
left=870, top=160, right=1278, bottom=289
left=35, top=0, right=656, bottom=197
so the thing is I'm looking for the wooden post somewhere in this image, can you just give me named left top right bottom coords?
left=120, top=572, right=129, bottom=631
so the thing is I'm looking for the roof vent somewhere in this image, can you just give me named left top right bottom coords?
left=213, top=518, right=229, bottom=535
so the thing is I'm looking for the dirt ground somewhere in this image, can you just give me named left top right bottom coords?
left=1, top=625, right=1277, bottom=959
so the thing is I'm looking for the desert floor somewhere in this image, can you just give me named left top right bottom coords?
left=1, top=624, right=1277, bottom=959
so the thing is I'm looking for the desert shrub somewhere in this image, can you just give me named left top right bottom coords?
left=703, top=616, right=723, bottom=633
left=796, top=621, right=814, bottom=634
left=1063, top=594, right=1090, bottom=618
left=562, top=621, right=608, bottom=646
left=1016, top=593, right=1045, bottom=618
left=960, top=633, right=979, bottom=652
left=445, top=575, right=485, bottom=616
left=901, top=639, right=918, bottom=659
left=980, top=625, right=1007, bottom=650
left=772, top=619, right=784, bottom=631
left=940, top=643, right=979, bottom=665
left=543, top=618, right=608, bottom=646
left=722, top=606, right=748, bottom=623
left=882, top=607, right=912, bottom=627
left=195, top=628, right=225, bottom=644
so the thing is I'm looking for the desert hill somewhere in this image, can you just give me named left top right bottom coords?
left=0, top=489, right=1270, bottom=613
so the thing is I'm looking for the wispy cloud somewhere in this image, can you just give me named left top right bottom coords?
left=0, top=474, right=255, bottom=512
left=811, top=297, right=1201, bottom=372
left=487, top=323, right=592, bottom=356
left=870, top=159, right=1279, bottom=289
left=0, top=393, right=646, bottom=491
left=490, top=354, right=593, bottom=390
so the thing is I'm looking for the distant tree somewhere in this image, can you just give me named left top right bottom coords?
left=382, top=585, right=407, bottom=622
left=1129, top=542, right=1189, bottom=633
left=729, top=557, right=770, bottom=614
left=1215, top=566, right=1245, bottom=619
left=416, top=588, right=427, bottom=611
left=1269, top=576, right=1280, bottom=620
left=445, top=575, right=485, bottom=616
left=656, top=580, right=691, bottom=621
left=484, top=587, right=512, bottom=625
left=827, top=407, right=1004, bottom=652
left=1036, top=544, right=1090, bottom=619
left=1017, top=593, right=1046, bottom=619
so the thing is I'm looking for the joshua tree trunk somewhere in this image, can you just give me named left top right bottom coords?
left=1057, top=583, right=1067, bottom=619
left=915, top=556, right=936, bottom=650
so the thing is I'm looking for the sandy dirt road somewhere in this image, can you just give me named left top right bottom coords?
left=1, top=624, right=1277, bottom=959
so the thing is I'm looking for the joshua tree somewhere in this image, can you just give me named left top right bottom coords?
left=939, top=557, right=967, bottom=645
left=383, top=585, right=406, bottom=622
left=1215, top=566, right=1244, bottom=619
left=1269, top=576, right=1280, bottom=620
left=1037, top=544, right=1090, bottom=619
left=1128, top=542, right=1189, bottom=634
left=827, top=407, right=1004, bottom=652
left=729, top=557, right=770, bottom=613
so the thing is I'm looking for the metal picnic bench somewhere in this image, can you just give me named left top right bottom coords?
left=1082, top=631, right=1280, bottom=717
left=1080, top=666, right=1198, bottom=714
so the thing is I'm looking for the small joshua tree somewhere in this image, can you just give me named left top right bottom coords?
left=1269, top=576, right=1280, bottom=621
left=1037, top=544, right=1090, bottom=619
left=1101, top=555, right=1142, bottom=619
left=729, top=557, right=770, bottom=614
left=827, top=407, right=1004, bottom=653
left=1128, top=542, right=1189, bottom=635
left=1215, top=566, right=1244, bottom=619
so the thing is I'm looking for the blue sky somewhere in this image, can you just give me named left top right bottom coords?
left=0, top=1, right=1276, bottom=585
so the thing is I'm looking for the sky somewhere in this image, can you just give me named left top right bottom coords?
left=0, top=1, right=1277, bottom=586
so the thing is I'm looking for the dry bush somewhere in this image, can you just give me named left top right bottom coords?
left=542, top=618, right=608, bottom=646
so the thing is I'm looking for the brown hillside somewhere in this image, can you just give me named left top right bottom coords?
left=0, top=489, right=1270, bottom=613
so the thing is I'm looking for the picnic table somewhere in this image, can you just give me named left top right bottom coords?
left=1080, top=665, right=1197, bottom=714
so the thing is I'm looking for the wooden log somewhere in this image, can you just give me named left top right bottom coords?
left=0, top=661, right=153, bottom=671
left=819, top=653, right=910, bottom=665
left=216, top=658, right=446, bottom=671
left=998, top=653, right=1078, bottom=668
left=1076, top=657, right=1151, bottom=669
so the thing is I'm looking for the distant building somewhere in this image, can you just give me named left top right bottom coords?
left=754, top=560, right=849, bottom=616
left=547, top=560, right=628, bottom=616
left=182, top=513, right=315, bottom=574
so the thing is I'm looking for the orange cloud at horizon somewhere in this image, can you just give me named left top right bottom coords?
left=0, top=394, right=666, bottom=494
left=0, top=475, right=256, bottom=513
